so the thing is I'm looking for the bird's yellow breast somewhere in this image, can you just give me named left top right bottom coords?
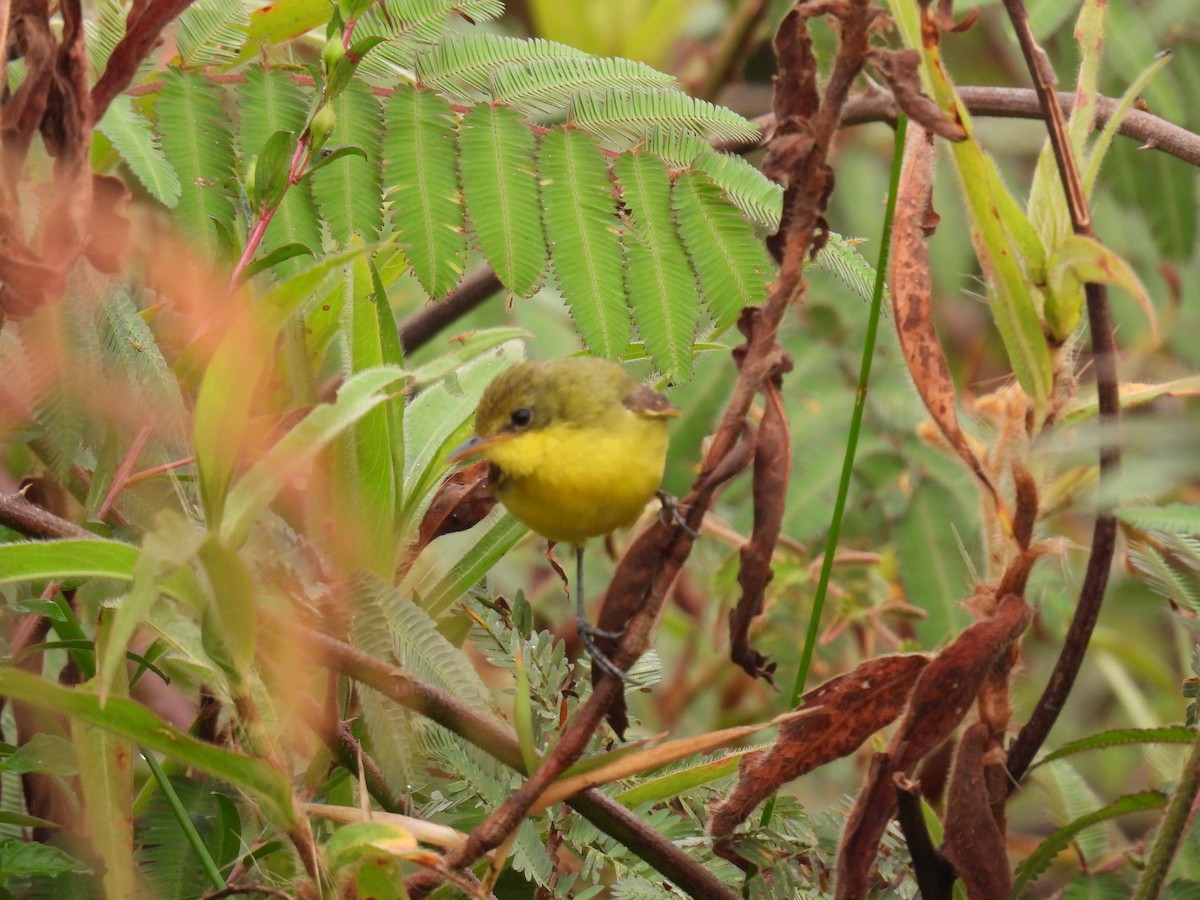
left=484, top=411, right=669, bottom=546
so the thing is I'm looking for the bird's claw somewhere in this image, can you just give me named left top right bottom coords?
left=578, top=616, right=628, bottom=682
left=657, top=490, right=699, bottom=538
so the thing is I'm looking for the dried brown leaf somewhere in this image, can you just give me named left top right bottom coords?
left=709, top=654, right=929, bottom=837
left=943, top=722, right=1012, bottom=898
left=729, top=377, right=791, bottom=683
left=836, top=594, right=1032, bottom=897
left=868, top=48, right=965, bottom=141
left=891, top=126, right=1000, bottom=510
left=1011, top=458, right=1038, bottom=551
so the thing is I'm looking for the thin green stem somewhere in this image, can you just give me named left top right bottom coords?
left=756, top=115, right=908, bottom=834
left=142, top=750, right=226, bottom=891
left=1132, top=732, right=1200, bottom=900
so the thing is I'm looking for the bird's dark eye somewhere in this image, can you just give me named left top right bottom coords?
left=510, top=407, right=534, bottom=428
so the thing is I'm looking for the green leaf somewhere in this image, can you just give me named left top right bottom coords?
left=240, top=242, right=315, bottom=279
left=310, top=80, right=384, bottom=245
left=98, top=287, right=189, bottom=445
left=411, top=512, right=528, bottom=618
left=642, top=129, right=780, bottom=231
left=84, top=0, right=128, bottom=78
left=197, top=537, right=258, bottom=681
left=400, top=338, right=524, bottom=526
left=353, top=0, right=506, bottom=80
left=692, top=150, right=781, bottom=232
left=615, top=751, right=745, bottom=808
left=193, top=251, right=358, bottom=524
left=174, top=0, right=250, bottom=67
left=0, top=840, right=91, bottom=878
left=0, top=539, right=139, bottom=584
left=331, top=252, right=401, bottom=574
left=672, top=169, right=773, bottom=332
left=0, top=670, right=298, bottom=828
left=351, top=575, right=494, bottom=712
left=1117, top=504, right=1200, bottom=534
left=416, top=33, right=590, bottom=100
left=570, top=87, right=759, bottom=146
left=1108, top=140, right=1196, bottom=263
left=459, top=104, right=547, bottom=296
left=0, top=734, right=78, bottom=776
left=95, top=96, right=181, bottom=206
left=1030, top=726, right=1198, bottom=770
left=238, top=0, right=331, bottom=61
left=98, top=514, right=206, bottom=702
left=1014, top=790, right=1167, bottom=895
left=220, top=366, right=409, bottom=545
left=250, top=130, right=295, bottom=213
left=616, top=152, right=698, bottom=379
left=891, top=5, right=1054, bottom=413
left=1083, top=51, right=1174, bottom=195
left=383, top=85, right=467, bottom=298
left=157, top=68, right=236, bottom=258
left=237, top=67, right=322, bottom=275
left=809, top=233, right=882, bottom=306
left=489, top=56, right=677, bottom=120
left=1045, top=234, right=1155, bottom=342
left=540, top=128, right=628, bottom=357
left=895, top=476, right=972, bottom=644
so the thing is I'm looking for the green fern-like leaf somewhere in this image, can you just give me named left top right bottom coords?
left=174, top=0, right=251, bottom=67
left=419, top=725, right=554, bottom=884
left=571, top=87, right=759, bottom=148
left=693, top=150, right=780, bottom=231
left=99, top=289, right=188, bottom=441
left=85, top=0, right=128, bottom=85
left=1014, top=790, right=1167, bottom=894
left=616, top=152, right=697, bottom=379
left=672, top=169, right=773, bottom=331
left=459, top=104, right=547, bottom=296
left=642, top=128, right=781, bottom=231
left=1118, top=504, right=1200, bottom=534
left=416, top=33, right=589, bottom=100
left=540, top=128, right=628, bottom=357
left=351, top=575, right=494, bottom=712
left=351, top=582, right=421, bottom=796
left=157, top=68, right=237, bottom=257
left=355, top=0, right=506, bottom=80
left=383, top=85, right=467, bottom=298
left=137, top=776, right=242, bottom=900
left=1128, top=542, right=1200, bottom=613
left=811, top=233, right=884, bottom=306
left=237, top=68, right=322, bottom=274
left=95, top=96, right=182, bottom=207
left=309, top=80, right=384, bottom=246
left=489, top=56, right=677, bottom=121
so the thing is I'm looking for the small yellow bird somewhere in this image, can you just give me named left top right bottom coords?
left=449, top=356, right=679, bottom=677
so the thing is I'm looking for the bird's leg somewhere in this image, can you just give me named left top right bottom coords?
left=656, top=489, right=699, bottom=538
left=573, top=544, right=627, bottom=682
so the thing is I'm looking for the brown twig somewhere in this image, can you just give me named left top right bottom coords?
left=1000, top=0, right=1121, bottom=786
left=307, top=622, right=740, bottom=899
left=724, top=86, right=1200, bottom=168
left=0, top=492, right=96, bottom=539
left=895, top=780, right=955, bottom=900
left=90, top=0, right=198, bottom=121
left=397, top=267, right=504, bottom=355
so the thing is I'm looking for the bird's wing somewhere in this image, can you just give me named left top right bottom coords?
left=624, top=383, right=680, bottom=419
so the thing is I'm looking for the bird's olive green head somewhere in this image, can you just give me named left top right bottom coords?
left=448, top=358, right=653, bottom=463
